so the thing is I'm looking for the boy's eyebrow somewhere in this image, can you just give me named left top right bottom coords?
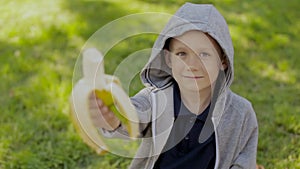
left=170, top=46, right=187, bottom=51
left=171, top=45, right=214, bottom=53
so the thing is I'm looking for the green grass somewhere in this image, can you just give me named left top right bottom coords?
left=0, top=0, right=299, bottom=168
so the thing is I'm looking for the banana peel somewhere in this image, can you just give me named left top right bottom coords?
left=70, top=48, right=139, bottom=155
left=70, top=94, right=108, bottom=155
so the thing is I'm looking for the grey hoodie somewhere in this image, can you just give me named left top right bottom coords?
left=106, top=3, right=258, bottom=169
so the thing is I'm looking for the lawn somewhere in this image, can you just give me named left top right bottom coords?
left=0, top=0, right=299, bottom=168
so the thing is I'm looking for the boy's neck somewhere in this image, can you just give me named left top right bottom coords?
left=179, top=86, right=213, bottom=115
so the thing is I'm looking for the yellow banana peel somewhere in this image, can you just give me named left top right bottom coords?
left=70, top=48, right=139, bottom=155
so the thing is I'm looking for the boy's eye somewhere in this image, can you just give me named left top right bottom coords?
left=175, top=52, right=186, bottom=57
left=199, top=52, right=210, bottom=57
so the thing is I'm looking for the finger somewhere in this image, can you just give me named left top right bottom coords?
left=89, top=108, right=102, bottom=119
left=108, top=113, right=121, bottom=129
left=107, top=111, right=114, bottom=118
left=88, top=97, right=99, bottom=109
left=96, top=99, right=104, bottom=107
left=89, top=101, right=99, bottom=109
left=88, top=90, right=97, bottom=99
left=101, top=106, right=109, bottom=113
left=89, top=109, right=108, bottom=125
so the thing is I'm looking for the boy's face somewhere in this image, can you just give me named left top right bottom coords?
left=165, top=30, right=227, bottom=93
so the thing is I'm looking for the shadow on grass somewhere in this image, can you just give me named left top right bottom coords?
left=61, top=0, right=134, bottom=39
left=0, top=35, right=100, bottom=168
left=0, top=2, right=128, bottom=166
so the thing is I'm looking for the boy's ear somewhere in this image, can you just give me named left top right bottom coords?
left=164, top=49, right=172, bottom=68
left=220, top=58, right=228, bottom=71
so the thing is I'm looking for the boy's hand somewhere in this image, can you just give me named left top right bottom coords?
left=88, top=92, right=121, bottom=131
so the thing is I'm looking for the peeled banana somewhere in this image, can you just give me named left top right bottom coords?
left=70, top=48, right=139, bottom=155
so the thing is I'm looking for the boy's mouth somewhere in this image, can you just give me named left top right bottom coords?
left=182, top=75, right=204, bottom=79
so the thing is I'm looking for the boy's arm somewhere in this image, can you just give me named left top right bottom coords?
left=100, top=87, right=153, bottom=138
left=230, top=107, right=258, bottom=169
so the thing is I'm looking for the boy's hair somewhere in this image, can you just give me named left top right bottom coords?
left=163, top=33, right=227, bottom=62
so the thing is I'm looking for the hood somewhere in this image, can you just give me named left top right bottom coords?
left=140, top=3, right=234, bottom=90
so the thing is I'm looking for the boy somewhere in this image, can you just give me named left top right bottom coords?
left=89, top=3, right=258, bottom=169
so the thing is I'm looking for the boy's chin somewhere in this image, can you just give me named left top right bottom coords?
left=179, top=83, right=213, bottom=93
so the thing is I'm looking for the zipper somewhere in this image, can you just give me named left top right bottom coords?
left=150, top=91, right=157, bottom=150
left=212, top=117, right=220, bottom=169
left=145, top=91, right=157, bottom=169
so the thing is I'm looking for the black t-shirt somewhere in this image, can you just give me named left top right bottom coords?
left=153, top=83, right=216, bottom=169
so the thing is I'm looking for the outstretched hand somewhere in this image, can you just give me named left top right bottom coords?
left=88, top=91, right=121, bottom=131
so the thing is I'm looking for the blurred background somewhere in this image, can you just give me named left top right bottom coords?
left=0, top=0, right=299, bottom=168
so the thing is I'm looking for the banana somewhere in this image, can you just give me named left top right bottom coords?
left=70, top=48, right=139, bottom=155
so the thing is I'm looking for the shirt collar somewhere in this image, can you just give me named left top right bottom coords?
left=173, top=82, right=211, bottom=122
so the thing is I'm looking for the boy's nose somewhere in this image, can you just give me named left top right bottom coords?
left=185, top=55, right=202, bottom=70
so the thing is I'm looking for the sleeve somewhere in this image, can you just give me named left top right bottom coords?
left=130, top=87, right=153, bottom=133
left=100, top=87, right=153, bottom=138
left=230, top=105, right=258, bottom=169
